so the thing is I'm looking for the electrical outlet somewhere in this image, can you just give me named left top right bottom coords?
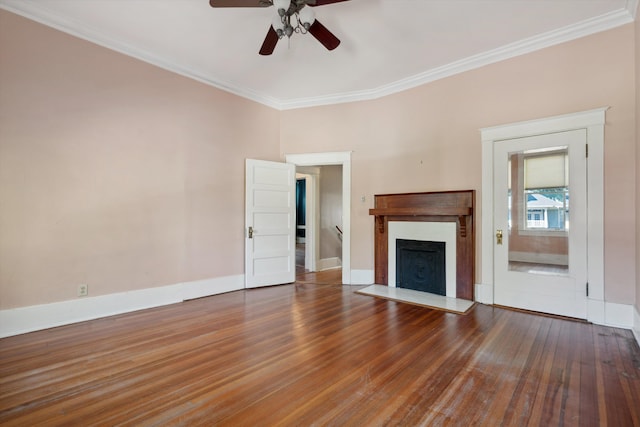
left=77, top=284, right=89, bottom=297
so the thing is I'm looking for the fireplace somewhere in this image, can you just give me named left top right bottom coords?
left=396, top=239, right=446, bottom=295
left=369, top=190, right=475, bottom=301
left=388, top=220, right=457, bottom=296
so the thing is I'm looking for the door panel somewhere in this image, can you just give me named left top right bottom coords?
left=494, top=130, right=587, bottom=318
left=245, top=159, right=296, bottom=288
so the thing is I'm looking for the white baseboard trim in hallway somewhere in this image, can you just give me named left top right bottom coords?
left=318, top=257, right=342, bottom=271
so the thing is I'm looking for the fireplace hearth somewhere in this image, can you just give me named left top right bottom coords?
left=396, top=239, right=446, bottom=295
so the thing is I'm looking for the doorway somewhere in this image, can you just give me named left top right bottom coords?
left=493, top=130, right=587, bottom=318
left=286, top=152, right=351, bottom=285
left=295, top=166, right=343, bottom=282
left=480, top=108, right=606, bottom=323
left=295, top=176, right=307, bottom=276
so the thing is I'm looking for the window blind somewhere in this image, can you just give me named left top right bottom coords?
left=524, top=151, right=568, bottom=189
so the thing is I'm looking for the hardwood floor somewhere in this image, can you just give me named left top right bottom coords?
left=295, top=242, right=306, bottom=275
left=1, top=280, right=639, bottom=426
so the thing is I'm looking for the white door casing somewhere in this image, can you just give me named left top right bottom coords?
left=296, top=168, right=319, bottom=272
left=285, top=152, right=352, bottom=285
left=245, top=159, right=296, bottom=288
left=480, top=108, right=606, bottom=324
left=304, top=172, right=318, bottom=272
left=493, top=130, right=587, bottom=318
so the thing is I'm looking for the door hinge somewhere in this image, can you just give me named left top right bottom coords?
left=586, top=282, right=589, bottom=297
left=586, top=144, right=589, bottom=158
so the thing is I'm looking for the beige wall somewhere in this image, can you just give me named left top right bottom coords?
left=281, top=24, right=637, bottom=304
left=0, top=11, right=280, bottom=309
left=319, top=165, right=342, bottom=260
left=636, top=16, right=640, bottom=313
left=1, top=10, right=637, bottom=311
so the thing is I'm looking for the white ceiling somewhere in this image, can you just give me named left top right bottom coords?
left=1, top=0, right=637, bottom=109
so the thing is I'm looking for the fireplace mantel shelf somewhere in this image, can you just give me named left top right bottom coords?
left=369, top=206, right=472, bottom=236
left=369, top=207, right=472, bottom=217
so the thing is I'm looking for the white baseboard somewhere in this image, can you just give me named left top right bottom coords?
left=318, top=257, right=342, bottom=271
left=633, top=306, right=640, bottom=347
left=474, top=283, right=494, bottom=304
left=181, top=275, right=244, bottom=301
left=0, top=274, right=244, bottom=338
left=588, top=300, right=634, bottom=329
left=602, top=301, right=634, bottom=329
left=350, top=269, right=375, bottom=285
left=471, top=285, right=634, bottom=332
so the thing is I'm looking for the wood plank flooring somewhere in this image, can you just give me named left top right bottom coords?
left=1, top=279, right=639, bottom=426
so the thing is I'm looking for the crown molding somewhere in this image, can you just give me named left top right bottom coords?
left=280, top=6, right=635, bottom=110
left=1, top=0, right=635, bottom=111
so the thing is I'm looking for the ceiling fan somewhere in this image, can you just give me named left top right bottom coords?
left=209, top=0, right=350, bottom=55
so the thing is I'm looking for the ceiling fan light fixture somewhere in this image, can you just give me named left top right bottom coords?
left=271, top=15, right=285, bottom=37
left=209, top=0, right=345, bottom=55
left=273, top=0, right=291, bottom=15
left=272, top=14, right=285, bottom=30
left=298, top=5, right=315, bottom=29
left=284, top=23, right=294, bottom=37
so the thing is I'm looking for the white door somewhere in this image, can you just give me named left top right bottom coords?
left=245, top=159, right=296, bottom=288
left=493, top=129, right=588, bottom=318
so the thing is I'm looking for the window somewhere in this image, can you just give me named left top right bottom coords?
left=523, top=149, right=568, bottom=231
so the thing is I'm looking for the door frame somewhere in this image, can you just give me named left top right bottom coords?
left=296, top=170, right=318, bottom=272
left=479, top=108, right=607, bottom=324
left=285, top=151, right=351, bottom=285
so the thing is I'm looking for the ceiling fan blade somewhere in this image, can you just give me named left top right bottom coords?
left=209, top=0, right=267, bottom=7
left=308, top=20, right=340, bottom=51
left=259, top=26, right=280, bottom=55
left=306, top=0, right=350, bottom=6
